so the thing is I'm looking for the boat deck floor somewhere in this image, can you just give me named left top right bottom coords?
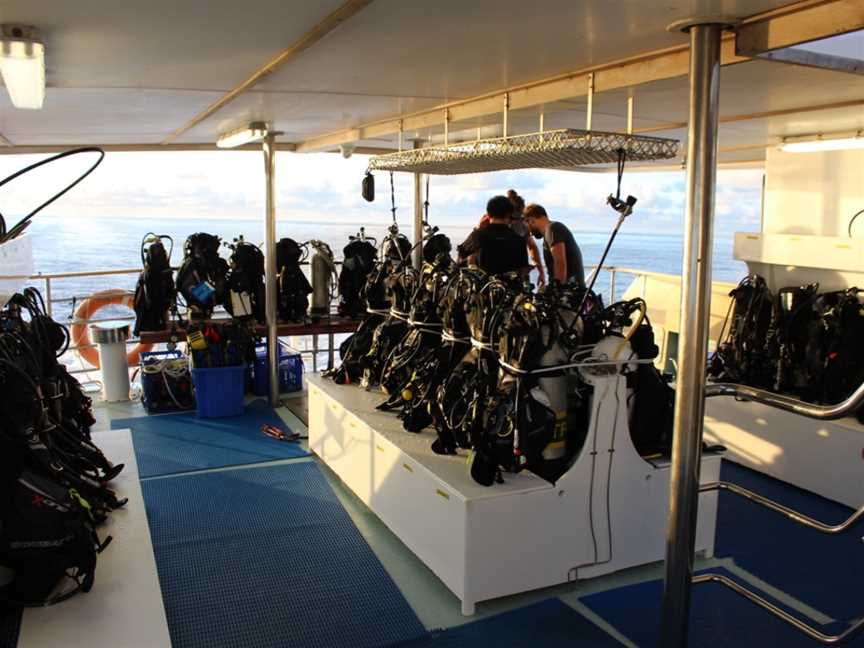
left=4, top=384, right=859, bottom=647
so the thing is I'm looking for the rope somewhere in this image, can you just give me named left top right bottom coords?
left=441, top=330, right=471, bottom=344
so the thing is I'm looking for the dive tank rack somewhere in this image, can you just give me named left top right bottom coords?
left=702, top=378, right=864, bottom=644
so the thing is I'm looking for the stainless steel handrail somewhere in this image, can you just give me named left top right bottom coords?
left=693, top=573, right=864, bottom=645
left=700, top=481, right=864, bottom=534
left=705, top=381, right=864, bottom=420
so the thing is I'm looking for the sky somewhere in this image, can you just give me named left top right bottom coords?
left=0, top=150, right=763, bottom=237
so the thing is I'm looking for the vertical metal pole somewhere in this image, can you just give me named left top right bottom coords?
left=327, top=331, right=335, bottom=370
left=660, top=21, right=724, bottom=648
left=412, top=140, right=424, bottom=270
left=609, top=268, right=616, bottom=303
left=503, top=93, right=510, bottom=138
left=626, top=96, right=634, bottom=135
left=263, top=133, right=280, bottom=407
left=44, top=276, right=52, bottom=317
left=586, top=73, right=595, bottom=131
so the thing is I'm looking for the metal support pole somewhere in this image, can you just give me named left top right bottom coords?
left=327, top=331, right=335, bottom=371
left=262, top=132, right=280, bottom=407
left=412, top=140, right=424, bottom=270
left=413, top=172, right=424, bottom=269
left=44, top=276, right=52, bottom=317
left=312, top=334, right=318, bottom=372
left=660, top=20, right=726, bottom=648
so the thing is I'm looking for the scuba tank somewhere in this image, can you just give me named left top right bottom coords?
left=175, top=233, right=229, bottom=320
left=224, top=236, right=265, bottom=322
left=133, top=233, right=176, bottom=335
left=309, top=240, right=337, bottom=320
left=275, top=238, right=312, bottom=322
left=338, top=227, right=378, bottom=318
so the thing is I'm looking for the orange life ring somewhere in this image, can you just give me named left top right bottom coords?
left=70, top=290, right=153, bottom=368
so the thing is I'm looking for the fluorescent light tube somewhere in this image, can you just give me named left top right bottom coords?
left=217, top=122, right=269, bottom=149
left=781, top=136, right=864, bottom=153
left=0, top=31, right=45, bottom=110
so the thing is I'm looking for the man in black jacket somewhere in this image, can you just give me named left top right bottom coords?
left=457, top=195, right=529, bottom=276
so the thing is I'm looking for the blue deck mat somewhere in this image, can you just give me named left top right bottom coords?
left=142, top=462, right=427, bottom=648
left=0, top=606, right=20, bottom=648
left=716, top=461, right=863, bottom=620
left=111, top=399, right=309, bottom=477
left=581, top=567, right=864, bottom=647
left=389, top=599, right=621, bottom=647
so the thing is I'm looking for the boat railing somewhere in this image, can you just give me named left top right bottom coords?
left=4, top=262, right=659, bottom=378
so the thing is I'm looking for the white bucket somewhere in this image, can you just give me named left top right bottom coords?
left=0, top=234, right=33, bottom=307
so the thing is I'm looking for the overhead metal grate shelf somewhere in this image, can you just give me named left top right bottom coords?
left=367, top=129, right=680, bottom=175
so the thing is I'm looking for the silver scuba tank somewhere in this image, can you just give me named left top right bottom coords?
left=309, top=240, right=336, bottom=319
left=537, top=337, right=569, bottom=461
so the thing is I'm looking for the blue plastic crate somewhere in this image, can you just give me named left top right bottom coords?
left=251, top=343, right=303, bottom=396
left=191, top=365, right=246, bottom=418
left=140, top=350, right=195, bottom=413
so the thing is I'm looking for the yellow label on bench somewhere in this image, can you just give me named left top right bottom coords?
left=436, top=489, right=450, bottom=500
left=402, top=463, right=413, bottom=473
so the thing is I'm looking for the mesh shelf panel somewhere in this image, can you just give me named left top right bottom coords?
left=368, top=129, right=680, bottom=175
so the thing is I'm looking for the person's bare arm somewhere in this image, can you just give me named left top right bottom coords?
left=525, top=235, right=545, bottom=286
left=550, top=241, right=568, bottom=283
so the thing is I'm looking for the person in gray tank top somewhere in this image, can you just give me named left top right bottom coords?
left=524, top=203, right=586, bottom=287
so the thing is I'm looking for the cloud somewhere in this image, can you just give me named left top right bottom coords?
left=0, top=150, right=762, bottom=236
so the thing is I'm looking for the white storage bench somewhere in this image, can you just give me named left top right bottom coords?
left=307, top=373, right=720, bottom=615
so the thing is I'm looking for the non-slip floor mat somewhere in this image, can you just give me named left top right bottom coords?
left=0, top=606, right=20, bottom=648
left=142, top=462, right=427, bottom=648
left=389, top=599, right=621, bottom=647
left=715, top=461, right=863, bottom=620
left=112, top=400, right=309, bottom=477
left=580, top=567, right=864, bottom=647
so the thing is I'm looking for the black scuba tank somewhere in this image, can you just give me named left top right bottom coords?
left=276, top=238, right=312, bottom=322
left=224, top=237, right=265, bottom=322
left=132, top=233, right=176, bottom=334
left=175, top=233, right=229, bottom=320
left=338, top=233, right=378, bottom=318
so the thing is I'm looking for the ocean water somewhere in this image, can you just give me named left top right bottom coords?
left=22, top=215, right=747, bottom=322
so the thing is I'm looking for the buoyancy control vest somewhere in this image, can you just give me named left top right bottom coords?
left=0, top=288, right=123, bottom=605
left=0, top=470, right=108, bottom=606
left=709, top=275, right=777, bottom=388
left=176, top=233, right=229, bottom=319
left=276, top=238, right=312, bottom=323
left=378, top=241, right=454, bottom=426
left=338, top=235, right=378, bottom=318
left=225, top=238, right=265, bottom=322
left=133, top=234, right=176, bottom=335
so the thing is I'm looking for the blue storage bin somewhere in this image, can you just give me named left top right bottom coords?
left=251, top=342, right=303, bottom=396
left=191, top=365, right=246, bottom=418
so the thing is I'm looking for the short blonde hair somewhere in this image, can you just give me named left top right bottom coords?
left=523, top=203, right=547, bottom=219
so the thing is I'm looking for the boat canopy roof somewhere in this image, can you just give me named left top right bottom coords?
left=0, top=0, right=862, bottom=167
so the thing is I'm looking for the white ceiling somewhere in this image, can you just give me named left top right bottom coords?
left=0, top=0, right=858, bottom=163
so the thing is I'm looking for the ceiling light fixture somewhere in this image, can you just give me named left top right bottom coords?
left=0, top=25, right=45, bottom=110
left=217, top=121, right=270, bottom=149
left=780, top=132, right=864, bottom=153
